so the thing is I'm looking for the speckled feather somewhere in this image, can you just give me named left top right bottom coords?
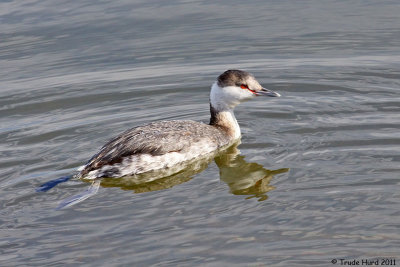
left=79, top=120, right=231, bottom=178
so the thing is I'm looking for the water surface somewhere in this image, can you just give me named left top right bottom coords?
left=1, top=0, right=400, bottom=266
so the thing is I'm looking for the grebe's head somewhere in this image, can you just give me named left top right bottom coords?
left=210, top=69, right=280, bottom=111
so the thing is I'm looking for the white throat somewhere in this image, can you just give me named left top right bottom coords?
left=210, top=82, right=241, bottom=111
left=209, top=82, right=241, bottom=139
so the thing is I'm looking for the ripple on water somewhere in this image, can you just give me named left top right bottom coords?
left=1, top=1, right=400, bottom=264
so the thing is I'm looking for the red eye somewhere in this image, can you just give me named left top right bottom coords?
left=240, top=84, right=248, bottom=89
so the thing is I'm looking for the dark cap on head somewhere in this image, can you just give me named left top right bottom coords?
left=217, top=69, right=254, bottom=87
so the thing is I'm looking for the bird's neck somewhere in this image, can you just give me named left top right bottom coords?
left=209, top=104, right=241, bottom=140
left=208, top=82, right=241, bottom=139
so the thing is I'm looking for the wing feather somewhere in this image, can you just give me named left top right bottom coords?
left=79, top=120, right=224, bottom=177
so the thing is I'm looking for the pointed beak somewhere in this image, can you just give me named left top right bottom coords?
left=256, top=88, right=281, bottom=97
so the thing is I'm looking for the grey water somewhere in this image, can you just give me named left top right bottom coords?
left=1, top=0, right=400, bottom=266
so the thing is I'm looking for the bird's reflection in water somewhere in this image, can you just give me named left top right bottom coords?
left=214, top=144, right=289, bottom=201
left=98, top=155, right=211, bottom=193
left=57, top=141, right=288, bottom=208
left=97, top=141, right=289, bottom=201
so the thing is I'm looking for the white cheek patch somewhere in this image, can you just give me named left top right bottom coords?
left=230, top=86, right=256, bottom=102
left=222, top=86, right=243, bottom=105
left=210, top=83, right=254, bottom=110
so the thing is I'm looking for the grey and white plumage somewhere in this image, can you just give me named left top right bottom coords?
left=78, top=70, right=280, bottom=179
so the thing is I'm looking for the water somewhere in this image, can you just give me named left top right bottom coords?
left=1, top=0, right=400, bottom=266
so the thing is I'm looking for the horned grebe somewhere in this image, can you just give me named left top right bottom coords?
left=78, top=70, right=280, bottom=180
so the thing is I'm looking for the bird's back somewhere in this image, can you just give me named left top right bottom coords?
left=79, top=120, right=231, bottom=178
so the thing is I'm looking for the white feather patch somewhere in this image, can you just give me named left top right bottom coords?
left=83, top=138, right=219, bottom=179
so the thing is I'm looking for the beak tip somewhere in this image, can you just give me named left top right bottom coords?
left=258, top=88, right=281, bottom=97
